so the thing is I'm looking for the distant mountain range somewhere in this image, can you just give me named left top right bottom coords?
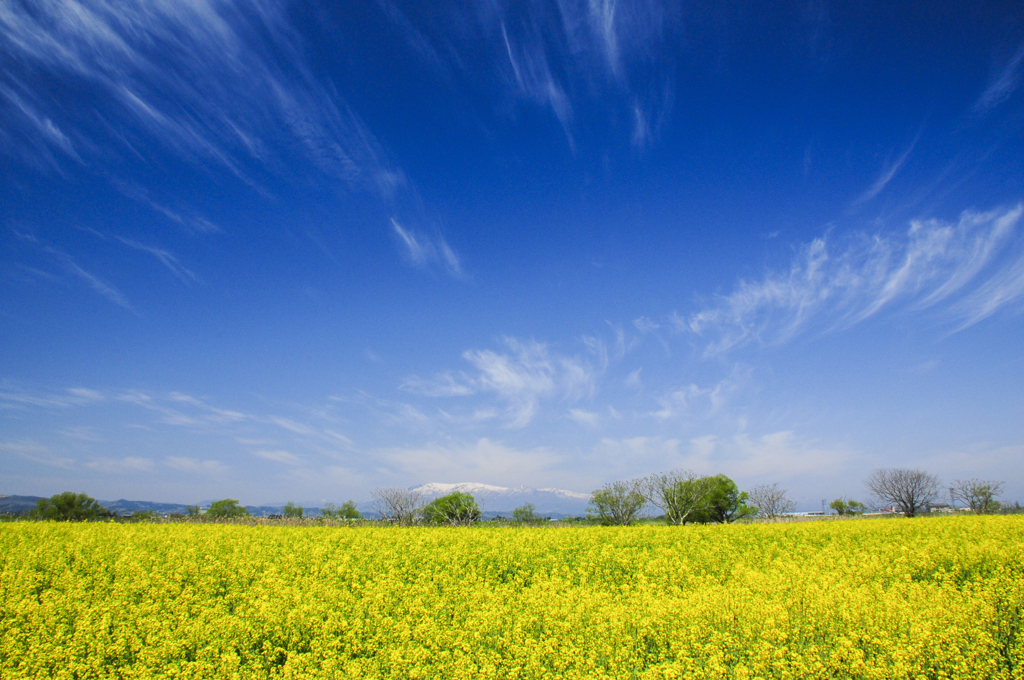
left=0, top=495, right=44, bottom=515
left=0, top=495, right=292, bottom=517
left=0, top=483, right=593, bottom=519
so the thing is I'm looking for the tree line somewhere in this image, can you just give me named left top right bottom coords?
left=586, top=472, right=770, bottom=526
left=584, top=468, right=1009, bottom=525
left=866, top=469, right=1005, bottom=517
left=18, top=468, right=1011, bottom=523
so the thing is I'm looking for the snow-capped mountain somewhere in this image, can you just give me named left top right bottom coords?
left=408, top=482, right=591, bottom=516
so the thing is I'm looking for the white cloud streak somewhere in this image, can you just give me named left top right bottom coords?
left=681, top=204, right=1024, bottom=356
left=109, top=179, right=223, bottom=234
left=391, top=218, right=462, bottom=276
left=165, top=456, right=228, bottom=475
left=501, top=21, right=574, bottom=139
left=48, top=247, right=134, bottom=310
left=0, top=81, right=83, bottom=168
left=1, top=384, right=367, bottom=480
left=0, top=0, right=400, bottom=191
left=86, top=456, right=154, bottom=473
left=115, top=237, right=197, bottom=285
left=856, top=131, right=920, bottom=204
left=974, top=41, right=1024, bottom=115
left=0, top=440, right=75, bottom=468
left=0, top=387, right=102, bottom=410
left=376, top=0, right=676, bottom=148
left=268, top=417, right=317, bottom=437
left=253, top=449, right=302, bottom=465
left=13, top=231, right=135, bottom=310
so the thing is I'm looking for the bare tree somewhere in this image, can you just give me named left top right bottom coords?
left=640, top=470, right=714, bottom=525
left=951, top=479, right=1004, bottom=514
left=865, top=468, right=940, bottom=518
left=370, top=487, right=423, bottom=525
left=587, top=480, right=646, bottom=526
left=748, top=483, right=796, bottom=520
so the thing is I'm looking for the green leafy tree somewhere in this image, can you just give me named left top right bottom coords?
left=420, top=492, right=481, bottom=526
left=205, top=499, right=250, bottom=519
left=830, top=498, right=866, bottom=516
left=322, top=501, right=361, bottom=520
left=32, top=492, right=111, bottom=521
left=186, top=505, right=202, bottom=518
left=690, top=475, right=755, bottom=524
left=511, top=503, right=541, bottom=522
left=338, top=500, right=361, bottom=519
left=283, top=502, right=304, bottom=519
left=129, top=510, right=158, bottom=522
left=587, top=480, right=645, bottom=526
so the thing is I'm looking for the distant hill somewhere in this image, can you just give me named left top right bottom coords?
left=1, top=495, right=308, bottom=517
left=99, top=499, right=195, bottom=516
left=0, top=495, right=44, bottom=515
left=3, top=483, right=594, bottom=519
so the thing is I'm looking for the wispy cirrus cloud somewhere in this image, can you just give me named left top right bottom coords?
left=0, top=0, right=401, bottom=192
left=113, top=237, right=197, bottom=285
left=86, top=456, right=154, bottom=473
left=856, top=130, right=921, bottom=204
left=974, top=41, right=1024, bottom=115
left=268, top=417, right=317, bottom=437
left=167, top=392, right=248, bottom=423
left=0, top=385, right=104, bottom=410
left=165, top=456, right=228, bottom=475
left=108, top=179, right=223, bottom=234
left=402, top=337, right=601, bottom=427
left=10, top=230, right=135, bottom=310
left=117, top=390, right=201, bottom=426
left=253, top=449, right=302, bottom=466
left=679, top=204, right=1024, bottom=356
left=376, top=0, right=677, bottom=148
left=65, top=388, right=104, bottom=402
left=1, top=383, right=364, bottom=475
left=500, top=21, right=574, bottom=140
left=0, top=81, right=83, bottom=171
left=50, top=247, right=134, bottom=311
left=60, top=426, right=103, bottom=442
left=0, top=439, right=76, bottom=468
left=391, top=218, right=462, bottom=277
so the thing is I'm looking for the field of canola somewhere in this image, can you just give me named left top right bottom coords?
left=1, top=516, right=1023, bottom=679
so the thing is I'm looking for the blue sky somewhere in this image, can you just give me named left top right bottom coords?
left=2, top=0, right=1023, bottom=508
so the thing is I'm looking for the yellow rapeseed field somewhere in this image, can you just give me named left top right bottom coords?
left=1, top=516, right=1022, bottom=679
